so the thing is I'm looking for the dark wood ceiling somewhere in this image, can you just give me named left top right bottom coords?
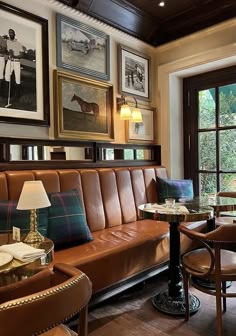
left=58, top=0, right=236, bottom=46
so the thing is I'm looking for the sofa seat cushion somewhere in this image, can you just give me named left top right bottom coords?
left=53, top=219, right=169, bottom=292
left=53, top=220, right=168, bottom=263
left=53, top=219, right=206, bottom=293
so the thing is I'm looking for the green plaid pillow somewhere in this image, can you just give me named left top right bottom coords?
left=156, top=176, right=194, bottom=203
left=0, top=200, right=48, bottom=236
left=47, top=189, right=93, bottom=249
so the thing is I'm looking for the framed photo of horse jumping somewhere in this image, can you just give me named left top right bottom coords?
left=54, top=70, right=114, bottom=141
left=118, top=44, right=151, bottom=101
left=56, top=14, right=110, bottom=81
left=0, top=1, right=49, bottom=126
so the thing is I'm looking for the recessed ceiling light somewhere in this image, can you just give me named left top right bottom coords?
left=158, top=1, right=165, bottom=7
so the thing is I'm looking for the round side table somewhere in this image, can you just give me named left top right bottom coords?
left=0, top=233, right=54, bottom=287
left=139, top=202, right=213, bottom=316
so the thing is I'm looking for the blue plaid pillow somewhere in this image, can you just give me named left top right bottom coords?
left=47, top=189, right=93, bottom=249
left=156, top=176, right=194, bottom=203
left=0, top=200, right=48, bottom=236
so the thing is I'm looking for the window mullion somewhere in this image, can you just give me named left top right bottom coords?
left=215, top=86, right=220, bottom=190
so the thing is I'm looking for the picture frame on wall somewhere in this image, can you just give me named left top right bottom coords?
left=54, top=70, right=114, bottom=141
left=127, top=106, right=155, bottom=143
left=56, top=14, right=110, bottom=81
left=0, top=1, right=50, bottom=126
left=118, top=44, right=151, bottom=101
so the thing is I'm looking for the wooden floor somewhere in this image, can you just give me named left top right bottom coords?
left=87, top=271, right=236, bottom=336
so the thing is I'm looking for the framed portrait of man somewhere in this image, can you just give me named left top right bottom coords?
left=0, top=1, right=49, bottom=126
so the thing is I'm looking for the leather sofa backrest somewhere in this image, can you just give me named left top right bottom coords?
left=0, top=166, right=167, bottom=232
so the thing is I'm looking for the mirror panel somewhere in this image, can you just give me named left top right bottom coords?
left=124, top=149, right=134, bottom=160
left=100, top=147, right=152, bottom=161
left=10, top=145, right=94, bottom=161
left=0, top=137, right=161, bottom=169
left=136, top=149, right=153, bottom=160
left=102, top=148, right=114, bottom=160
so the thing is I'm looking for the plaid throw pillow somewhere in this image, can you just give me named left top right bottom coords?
left=47, top=189, right=93, bottom=249
left=0, top=200, right=48, bottom=235
left=156, top=176, right=194, bottom=203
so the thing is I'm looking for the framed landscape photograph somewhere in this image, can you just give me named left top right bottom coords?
left=0, top=1, right=49, bottom=126
left=118, top=44, right=151, bottom=101
left=56, top=14, right=110, bottom=81
left=54, top=70, right=114, bottom=141
left=127, top=106, right=155, bottom=143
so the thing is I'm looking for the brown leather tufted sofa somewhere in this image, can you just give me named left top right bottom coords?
left=0, top=166, right=206, bottom=305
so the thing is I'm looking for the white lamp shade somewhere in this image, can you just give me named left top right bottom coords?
left=120, top=104, right=132, bottom=120
left=131, top=108, right=143, bottom=122
left=17, top=180, right=51, bottom=210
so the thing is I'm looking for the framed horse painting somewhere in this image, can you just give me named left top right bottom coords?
left=54, top=70, right=114, bottom=141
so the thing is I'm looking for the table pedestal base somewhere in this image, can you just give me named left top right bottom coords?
left=152, top=289, right=200, bottom=316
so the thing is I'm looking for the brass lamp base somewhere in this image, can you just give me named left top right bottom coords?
left=24, top=230, right=45, bottom=244
left=23, top=209, right=45, bottom=244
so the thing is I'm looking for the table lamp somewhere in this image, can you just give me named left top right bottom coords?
left=17, top=180, right=51, bottom=244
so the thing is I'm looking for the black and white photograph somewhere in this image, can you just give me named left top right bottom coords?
left=0, top=2, right=49, bottom=126
left=56, top=14, right=110, bottom=81
left=118, top=44, right=150, bottom=101
left=54, top=70, right=114, bottom=141
left=127, top=106, right=155, bottom=143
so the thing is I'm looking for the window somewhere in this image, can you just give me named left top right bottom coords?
left=183, top=66, right=236, bottom=196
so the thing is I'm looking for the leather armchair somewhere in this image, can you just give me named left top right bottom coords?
left=179, top=224, right=236, bottom=336
left=0, top=263, right=92, bottom=336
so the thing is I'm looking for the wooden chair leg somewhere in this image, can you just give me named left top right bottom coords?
left=215, top=249, right=223, bottom=336
left=183, top=268, right=190, bottom=321
left=78, top=305, right=88, bottom=336
left=222, top=281, right=226, bottom=312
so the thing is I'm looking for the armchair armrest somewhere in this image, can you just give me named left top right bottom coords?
left=179, top=224, right=206, bottom=241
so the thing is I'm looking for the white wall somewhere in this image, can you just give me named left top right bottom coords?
left=155, top=20, right=236, bottom=178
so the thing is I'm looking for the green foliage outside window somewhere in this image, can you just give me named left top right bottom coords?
left=199, top=86, right=236, bottom=195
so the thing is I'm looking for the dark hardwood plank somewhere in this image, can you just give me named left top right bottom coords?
left=88, top=271, right=236, bottom=335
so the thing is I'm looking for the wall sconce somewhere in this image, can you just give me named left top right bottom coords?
left=117, top=96, right=143, bottom=123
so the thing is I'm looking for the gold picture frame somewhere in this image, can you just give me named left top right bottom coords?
left=54, top=70, right=114, bottom=141
left=126, top=106, right=156, bottom=143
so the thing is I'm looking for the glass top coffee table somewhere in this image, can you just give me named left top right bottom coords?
left=0, top=234, right=54, bottom=287
left=200, top=195, right=236, bottom=213
left=139, top=201, right=214, bottom=315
